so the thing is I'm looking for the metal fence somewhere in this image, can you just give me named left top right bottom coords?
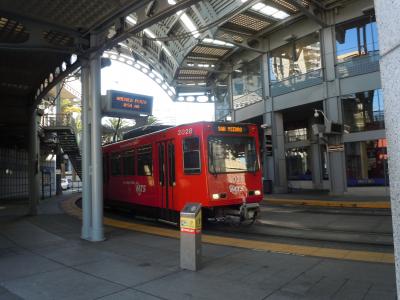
left=0, top=148, right=29, bottom=201
left=336, top=52, right=380, bottom=78
left=233, top=88, right=263, bottom=109
left=41, top=113, right=74, bottom=127
left=270, top=69, right=323, bottom=97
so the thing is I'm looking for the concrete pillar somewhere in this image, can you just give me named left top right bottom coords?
left=324, top=98, right=347, bottom=195
left=55, top=83, right=63, bottom=195
left=227, top=73, right=234, bottom=122
left=261, top=54, right=275, bottom=187
left=90, top=34, right=104, bottom=241
left=321, top=22, right=347, bottom=195
left=310, top=121, right=323, bottom=189
left=28, top=107, right=40, bottom=215
left=374, top=0, right=400, bottom=295
left=263, top=112, right=274, bottom=182
left=273, top=112, right=288, bottom=193
left=81, top=60, right=92, bottom=240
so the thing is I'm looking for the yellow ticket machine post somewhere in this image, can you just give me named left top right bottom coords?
left=180, top=203, right=202, bottom=271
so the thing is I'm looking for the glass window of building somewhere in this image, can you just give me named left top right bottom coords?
left=214, top=77, right=230, bottom=120
left=342, top=89, right=384, bottom=133
left=284, top=120, right=308, bottom=143
left=345, top=139, right=388, bottom=186
left=286, top=147, right=312, bottom=180
left=269, top=32, right=321, bottom=81
left=232, top=57, right=262, bottom=97
left=284, top=128, right=308, bottom=143
left=336, top=13, right=379, bottom=62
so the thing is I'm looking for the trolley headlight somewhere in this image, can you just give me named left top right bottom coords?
left=212, top=193, right=220, bottom=200
left=254, top=190, right=261, bottom=196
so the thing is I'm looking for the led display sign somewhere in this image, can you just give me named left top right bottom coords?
left=214, top=124, right=248, bottom=134
left=102, top=90, right=153, bottom=119
left=110, top=90, right=153, bottom=115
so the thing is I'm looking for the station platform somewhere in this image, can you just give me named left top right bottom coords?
left=264, top=190, right=390, bottom=209
left=0, top=193, right=396, bottom=299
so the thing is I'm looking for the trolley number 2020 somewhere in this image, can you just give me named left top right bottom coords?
left=177, top=128, right=193, bottom=135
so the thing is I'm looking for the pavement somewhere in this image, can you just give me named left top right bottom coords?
left=264, top=191, right=391, bottom=209
left=0, top=193, right=397, bottom=299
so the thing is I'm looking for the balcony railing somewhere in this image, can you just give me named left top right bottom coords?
left=336, top=51, right=380, bottom=78
left=270, top=68, right=323, bottom=97
left=233, top=88, right=263, bottom=110
left=41, top=113, right=74, bottom=128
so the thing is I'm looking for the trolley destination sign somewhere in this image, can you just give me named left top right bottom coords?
left=214, top=124, right=248, bottom=134
left=102, top=90, right=153, bottom=118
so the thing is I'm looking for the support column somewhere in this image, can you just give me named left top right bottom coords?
left=324, top=98, right=346, bottom=195
left=262, top=54, right=273, bottom=182
left=273, top=112, right=288, bottom=193
left=28, top=107, right=40, bottom=215
left=55, top=83, right=62, bottom=195
left=375, top=0, right=400, bottom=295
left=90, top=34, right=104, bottom=241
left=227, top=73, right=234, bottom=122
left=321, top=23, right=346, bottom=195
left=309, top=117, right=323, bottom=189
left=81, top=60, right=92, bottom=240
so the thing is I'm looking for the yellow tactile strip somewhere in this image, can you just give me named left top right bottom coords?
left=265, top=199, right=390, bottom=209
left=61, top=197, right=394, bottom=264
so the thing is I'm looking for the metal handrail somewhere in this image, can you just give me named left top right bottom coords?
left=41, top=113, right=74, bottom=128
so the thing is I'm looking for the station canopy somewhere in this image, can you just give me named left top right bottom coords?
left=0, top=0, right=338, bottom=147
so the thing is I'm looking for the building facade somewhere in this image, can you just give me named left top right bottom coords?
left=214, top=0, right=386, bottom=195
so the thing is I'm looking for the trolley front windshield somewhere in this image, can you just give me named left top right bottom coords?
left=208, top=136, right=258, bottom=174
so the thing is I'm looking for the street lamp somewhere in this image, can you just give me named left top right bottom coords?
left=313, top=109, right=329, bottom=123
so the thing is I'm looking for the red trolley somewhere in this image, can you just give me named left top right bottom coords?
left=103, top=121, right=263, bottom=223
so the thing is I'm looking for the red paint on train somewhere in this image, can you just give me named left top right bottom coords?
left=102, top=122, right=263, bottom=221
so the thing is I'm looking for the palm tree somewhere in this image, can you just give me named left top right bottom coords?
left=102, top=118, right=131, bottom=143
left=147, top=115, right=159, bottom=125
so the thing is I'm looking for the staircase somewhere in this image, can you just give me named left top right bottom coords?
left=41, top=114, right=82, bottom=179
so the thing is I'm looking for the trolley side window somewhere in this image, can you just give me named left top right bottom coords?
left=122, top=150, right=135, bottom=176
left=137, top=146, right=153, bottom=176
left=183, top=137, right=201, bottom=174
left=103, top=154, right=109, bottom=182
left=110, top=153, right=121, bottom=176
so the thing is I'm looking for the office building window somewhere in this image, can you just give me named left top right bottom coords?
left=342, top=89, right=384, bottom=133
left=336, top=13, right=379, bottom=62
left=286, top=147, right=312, bottom=180
left=345, top=139, right=388, bottom=186
left=232, top=57, right=262, bottom=98
left=270, top=32, right=321, bottom=81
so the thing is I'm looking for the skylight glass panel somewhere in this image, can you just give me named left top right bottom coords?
left=261, top=6, right=278, bottom=15
left=273, top=10, right=290, bottom=19
left=180, top=13, right=199, bottom=38
left=126, top=16, right=137, bottom=25
left=251, top=3, right=290, bottom=20
left=252, top=3, right=265, bottom=10
left=202, top=38, right=234, bottom=47
left=144, top=28, right=156, bottom=38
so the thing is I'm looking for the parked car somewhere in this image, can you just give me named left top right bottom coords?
left=61, top=178, right=69, bottom=190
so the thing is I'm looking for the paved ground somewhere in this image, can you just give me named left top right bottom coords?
left=266, top=191, right=390, bottom=202
left=0, top=194, right=396, bottom=299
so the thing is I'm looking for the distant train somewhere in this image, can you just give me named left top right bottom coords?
left=103, top=121, right=263, bottom=224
